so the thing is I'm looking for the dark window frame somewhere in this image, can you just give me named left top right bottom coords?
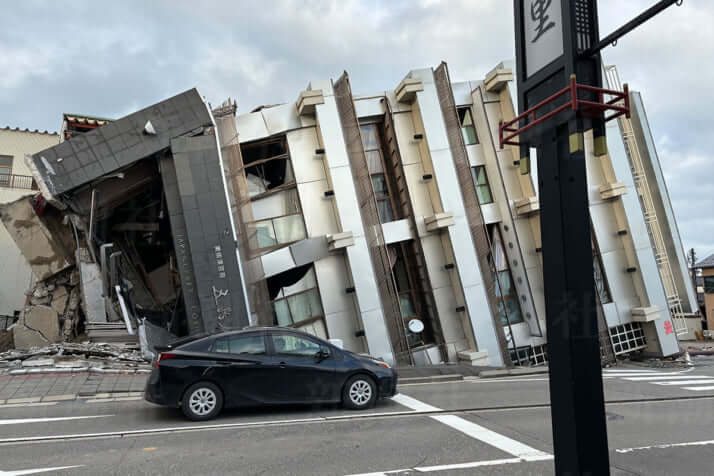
left=471, top=165, right=494, bottom=205
left=703, top=276, right=714, bottom=294
left=457, top=107, right=479, bottom=145
left=360, top=123, right=401, bottom=224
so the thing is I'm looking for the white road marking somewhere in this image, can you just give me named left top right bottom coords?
left=0, top=465, right=82, bottom=475
left=682, top=386, right=714, bottom=391
left=0, top=403, right=58, bottom=410
left=391, top=394, right=550, bottom=461
left=616, top=439, right=714, bottom=454
left=623, top=375, right=706, bottom=381
left=0, top=415, right=112, bottom=426
left=603, top=369, right=656, bottom=373
left=344, top=455, right=554, bottom=475
left=390, top=394, right=440, bottom=412
left=654, top=380, right=714, bottom=386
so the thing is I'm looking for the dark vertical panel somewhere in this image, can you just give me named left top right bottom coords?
left=333, top=73, right=408, bottom=363
left=433, top=62, right=512, bottom=366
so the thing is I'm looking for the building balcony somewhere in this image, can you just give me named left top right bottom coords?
left=0, top=174, right=37, bottom=191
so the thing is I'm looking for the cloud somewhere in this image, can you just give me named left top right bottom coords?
left=0, top=0, right=711, bottom=254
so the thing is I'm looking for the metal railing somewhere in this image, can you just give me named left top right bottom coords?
left=605, top=65, right=687, bottom=336
left=0, top=174, right=36, bottom=190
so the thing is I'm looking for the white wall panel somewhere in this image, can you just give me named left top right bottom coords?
left=287, top=128, right=326, bottom=184
left=236, top=112, right=269, bottom=143
left=297, top=181, right=338, bottom=237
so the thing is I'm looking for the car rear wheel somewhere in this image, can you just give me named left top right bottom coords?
left=182, top=382, right=223, bottom=421
left=342, top=375, right=376, bottom=410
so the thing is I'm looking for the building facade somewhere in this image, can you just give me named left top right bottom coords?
left=220, top=61, right=694, bottom=366
left=0, top=127, right=60, bottom=319
left=695, top=254, right=714, bottom=331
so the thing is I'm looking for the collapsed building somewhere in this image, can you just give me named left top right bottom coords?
left=0, top=61, right=699, bottom=367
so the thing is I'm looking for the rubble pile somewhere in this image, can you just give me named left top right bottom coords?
left=13, top=268, right=82, bottom=349
left=0, top=342, right=149, bottom=375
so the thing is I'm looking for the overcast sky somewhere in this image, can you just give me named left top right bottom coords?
left=1, top=0, right=712, bottom=258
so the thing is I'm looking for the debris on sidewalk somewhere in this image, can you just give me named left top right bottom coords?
left=0, top=341, right=149, bottom=376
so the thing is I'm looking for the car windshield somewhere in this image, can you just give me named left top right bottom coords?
left=1, top=2, right=710, bottom=476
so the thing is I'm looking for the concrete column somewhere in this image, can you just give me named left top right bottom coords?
left=410, top=69, right=505, bottom=366
left=311, top=81, right=395, bottom=364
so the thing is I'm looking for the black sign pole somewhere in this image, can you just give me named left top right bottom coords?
left=514, top=1, right=610, bottom=474
left=538, top=117, right=610, bottom=475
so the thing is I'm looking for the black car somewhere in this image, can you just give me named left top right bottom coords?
left=145, top=327, right=398, bottom=420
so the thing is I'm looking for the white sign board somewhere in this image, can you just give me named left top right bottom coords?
left=523, top=0, right=564, bottom=77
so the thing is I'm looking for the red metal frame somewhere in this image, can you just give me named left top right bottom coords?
left=499, top=76, right=630, bottom=148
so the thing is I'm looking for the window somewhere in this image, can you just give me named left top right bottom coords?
left=213, top=334, right=266, bottom=355
left=471, top=166, right=493, bottom=205
left=458, top=107, right=479, bottom=145
left=609, top=322, right=646, bottom=354
left=704, top=276, right=714, bottom=294
left=271, top=334, right=322, bottom=357
left=247, top=187, right=306, bottom=252
left=389, top=244, right=434, bottom=348
left=0, top=155, right=12, bottom=187
left=270, top=266, right=325, bottom=327
left=592, top=234, right=612, bottom=303
left=360, top=123, right=399, bottom=224
left=489, top=225, right=524, bottom=326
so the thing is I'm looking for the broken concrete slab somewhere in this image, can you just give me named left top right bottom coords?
left=12, top=305, right=61, bottom=349
left=0, top=197, right=74, bottom=281
left=21, top=358, right=55, bottom=367
left=50, top=285, right=69, bottom=315
left=78, top=257, right=106, bottom=323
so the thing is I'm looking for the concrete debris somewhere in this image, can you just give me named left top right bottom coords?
left=0, top=342, right=146, bottom=365
left=12, top=305, right=61, bottom=349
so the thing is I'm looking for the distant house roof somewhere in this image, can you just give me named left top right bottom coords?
left=62, top=113, right=113, bottom=127
left=695, top=253, right=714, bottom=269
left=0, top=126, right=58, bottom=136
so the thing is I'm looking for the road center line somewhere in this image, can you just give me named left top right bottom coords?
left=0, top=415, right=113, bottom=426
left=624, top=375, right=708, bottom=381
left=616, top=439, right=714, bottom=454
left=391, top=394, right=550, bottom=461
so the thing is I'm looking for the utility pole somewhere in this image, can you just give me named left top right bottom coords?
left=506, top=1, right=683, bottom=474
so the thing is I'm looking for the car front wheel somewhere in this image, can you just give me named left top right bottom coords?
left=342, top=375, right=376, bottom=410
left=182, top=382, right=223, bottom=421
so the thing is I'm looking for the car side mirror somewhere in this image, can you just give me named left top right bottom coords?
left=315, top=349, right=329, bottom=361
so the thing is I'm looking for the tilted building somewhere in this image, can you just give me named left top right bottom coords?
left=6, top=61, right=696, bottom=367
left=224, top=62, right=696, bottom=366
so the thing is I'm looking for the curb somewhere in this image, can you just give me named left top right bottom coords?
left=399, top=374, right=464, bottom=385
left=478, top=367, right=549, bottom=379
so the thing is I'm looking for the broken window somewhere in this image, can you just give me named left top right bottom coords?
left=471, top=165, right=493, bottom=205
left=267, top=265, right=324, bottom=327
left=241, top=137, right=306, bottom=253
left=360, top=123, right=400, bottom=224
left=241, top=137, right=295, bottom=198
left=458, top=107, right=479, bottom=145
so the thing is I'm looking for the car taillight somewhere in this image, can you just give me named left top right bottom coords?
left=155, top=352, right=177, bottom=368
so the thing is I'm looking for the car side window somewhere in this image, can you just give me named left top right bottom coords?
left=213, top=335, right=266, bottom=355
left=271, top=334, right=323, bottom=357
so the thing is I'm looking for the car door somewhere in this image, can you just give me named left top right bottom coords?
left=209, top=332, right=277, bottom=406
left=268, top=331, right=338, bottom=403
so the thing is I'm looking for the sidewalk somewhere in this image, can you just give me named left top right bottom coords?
left=0, top=371, right=148, bottom=404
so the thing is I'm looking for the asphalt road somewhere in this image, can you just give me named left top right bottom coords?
left=2, top=362, right=714, bottom=475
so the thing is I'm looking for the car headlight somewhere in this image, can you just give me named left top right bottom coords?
left=375, top=361, right=390, bottom=369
